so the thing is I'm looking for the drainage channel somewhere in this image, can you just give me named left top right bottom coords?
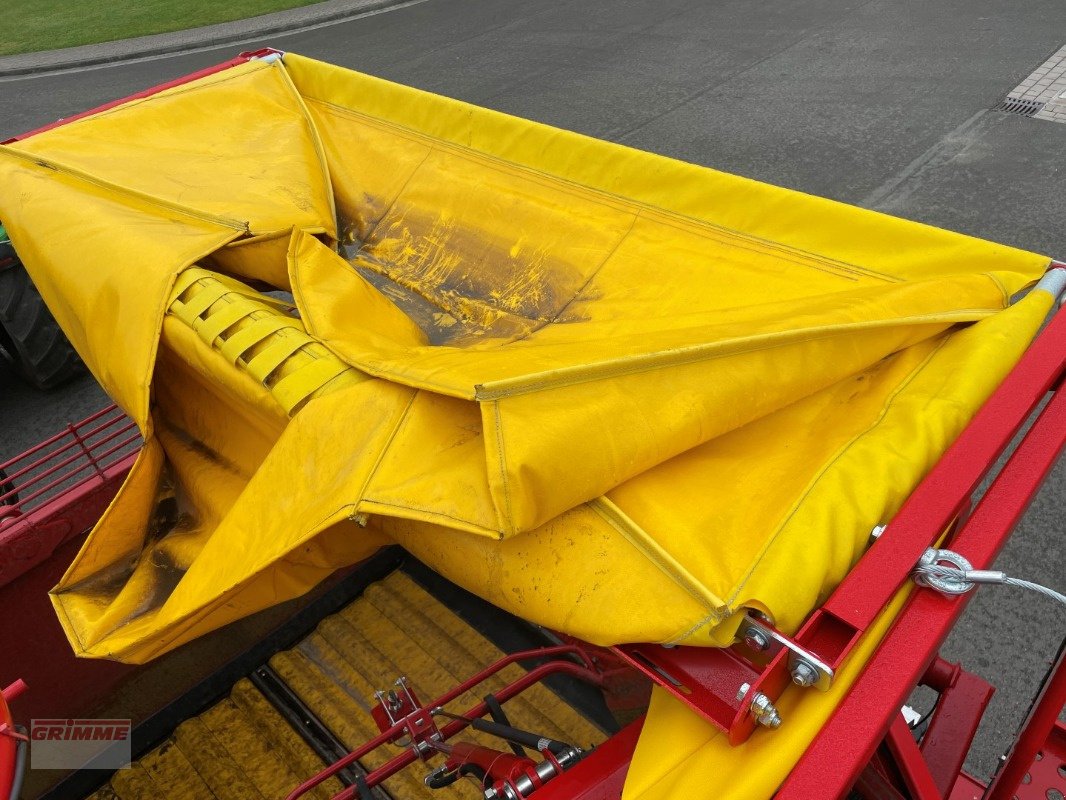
left=997, top=43, right=1066, bottom=123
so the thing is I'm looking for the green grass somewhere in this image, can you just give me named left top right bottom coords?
left=0, top=0, right=327, bottom=56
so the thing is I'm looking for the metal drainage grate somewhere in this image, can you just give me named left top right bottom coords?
left=993, top=97, right=1046, bottom=117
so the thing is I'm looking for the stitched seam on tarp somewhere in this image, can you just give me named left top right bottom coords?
left=358, top=499, right=500, bottom=539
left=354, top=146, right=433, bottom=252
left=507, top=212, right=642, bottom=346
left=473, top=311, right=986, bottom=400
left=302, top=96, right=900, bottom=284
left=986, top=270, right=1010, bottom=306
left=667, top=611, right=728, bottom=648
left=492, top=399, right=516, bottom=536
left=345, top=142, right=634, bottom=337
left=589, top=497, right=727, bottom=615
left=311, top=311, right=976, bottom=402
left=356, top=389, right=419, bottom=505
left=0, top=146, right=250, bottom=233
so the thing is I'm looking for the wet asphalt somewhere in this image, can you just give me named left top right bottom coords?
left=1, top=0, right=1064, bottom=783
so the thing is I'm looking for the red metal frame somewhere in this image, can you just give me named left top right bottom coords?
left=0, top=405, right=139, bottom=588
left=284, top=645, right=611, bottom=800
left=532, top=717, right=643, bottom=800
left=985, top=643, right=1066, bottom=800
left=918, top=659, right=995, bottom=797
left=0, top=681, right=24, bottom=800
left=779, top=300, right=1066, bottom=799
left=884, top=714, right=943, bottom=800
left=841, top=657, right=996, bottom=800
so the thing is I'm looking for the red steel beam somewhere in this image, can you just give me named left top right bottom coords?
left=919, top=662, right=994, bottom=797
left=535, top=717, right=644, bottom=800
left=778, top=322, right=1066, bottom=799
left=985, top=644, right=1066, bottom=800
left=0, top=452, right=135, bottom=588
left=820, top=288, right=1066, bottom=649
left=884, top=715, right=943, bottom=800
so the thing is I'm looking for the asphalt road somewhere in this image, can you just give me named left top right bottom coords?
left=2, top=0, right=1065, bottom=783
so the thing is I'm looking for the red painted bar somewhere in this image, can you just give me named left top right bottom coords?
left=884, top=715, right=943, bottom=800
left=535, top=717, right=644, bottom=800
left=283, top=646, right=604, bottom=800
left=0, top=452, right=135, bottom=588
left=828, top=298, right=1066, bottom=633
left=985, top=646, right=1066, bottom=800
left=919, top=664, right=994, bottom=797
left=778, top=333, right=1066, bottom=799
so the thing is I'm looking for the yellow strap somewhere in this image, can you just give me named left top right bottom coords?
left=245, top=336, right=308, bottom=383
left=273, top=356, right=352, bottom=414
left=195, top=300, right=251, bottom=345
left=218, top=315, right=301, bottom=364
left=171, top=269, right=207, bottom=299
left=171, top=281, right=227, bottom=324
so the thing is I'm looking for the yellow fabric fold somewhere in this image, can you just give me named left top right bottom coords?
left=0, top=53, right=1046, bottom=672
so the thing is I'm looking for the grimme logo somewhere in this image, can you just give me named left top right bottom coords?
left=30, top=719, right=132, bottom=770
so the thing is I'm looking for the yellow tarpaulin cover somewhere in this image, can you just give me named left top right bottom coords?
left=0, top=51, right=1052, bottom=799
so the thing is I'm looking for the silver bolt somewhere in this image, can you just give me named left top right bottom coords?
left=749, top=692, right=782, bottom=728
left=870, top=524, right=886, bottom=541
left=736, top=684, right=782, bottom=728
left=791, top=661, right=818, bottom=687
left=743, top=627, right=770, bottom=652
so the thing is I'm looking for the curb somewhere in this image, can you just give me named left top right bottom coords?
left=0, top=0, right=416, bottom=78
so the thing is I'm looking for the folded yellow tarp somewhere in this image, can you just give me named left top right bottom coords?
left=0, top=54, right=1048, bottom=673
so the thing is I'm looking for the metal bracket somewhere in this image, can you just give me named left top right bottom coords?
left=739, top=613, right=835, bottom=691
left=613, top=610, right=845, bottom=744
left=371, top=677, right=442, bottom=758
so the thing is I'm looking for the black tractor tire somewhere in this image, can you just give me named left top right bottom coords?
left=0, top=250, right=84, bottom=391
left=0, top=467, right=16, bottom=506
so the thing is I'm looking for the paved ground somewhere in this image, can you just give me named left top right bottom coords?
left=2, top=0, right=1064, bottom=784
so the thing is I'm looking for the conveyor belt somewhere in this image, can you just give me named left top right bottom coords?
left=86, top=570, right=605, bottom=800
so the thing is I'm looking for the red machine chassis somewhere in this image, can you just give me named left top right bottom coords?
left=1, top=51, right=1064, bottom=800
